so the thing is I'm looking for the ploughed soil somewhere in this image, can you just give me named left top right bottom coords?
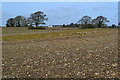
left=2, top=29, right=119, bottom=78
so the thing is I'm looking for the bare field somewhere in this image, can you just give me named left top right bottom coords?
left=2, top=27, right=80, bottom=36
left=2, top=28, right=119, bottom=78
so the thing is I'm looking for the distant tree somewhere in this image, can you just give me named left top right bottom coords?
left=70, top=23, right=74, bottom=25
left=119, top=22, right=120, bottom=25
left=92, top=19, right=98, bottom=24
left=74, top=23, right=79, bottom=27
left=78, top=16, right=92, bottom=25
left=94, top=16, right=109, bottom=28
left=63, top=24, right=66, bottom=27
left=28, top=11, right=48, bottom=27
left=27, top=18, right=34, bottom=27
left=92, top=19, right=99, bottom=28
left=22, top=17, right=28, bottom=27
left=68, top=23, right=76, bottom=27
left=111, top=24, right=116, bottom=28
left=6, top=18, right=15, bottom=27
left=118, top=22, right=120, bottom=28
left=14, top=16, right=27, bottom=27
left=14, top=16, right=22, bottom=27
left=77, top=16, right=92, bottom=29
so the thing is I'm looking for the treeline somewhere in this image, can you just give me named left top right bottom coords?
left=6, top=11, right=117, bottom=29
left=6, top=11, right=48, bottom=27
left=63, top=16, right=117, bottom=29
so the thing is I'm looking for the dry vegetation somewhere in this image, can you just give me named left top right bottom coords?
left=2, top=27, right=80, bottom=35
left=2, top=27, right=119, bottom=78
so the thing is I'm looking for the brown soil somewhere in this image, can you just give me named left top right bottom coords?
left=2, top=29, right=119, bottom=78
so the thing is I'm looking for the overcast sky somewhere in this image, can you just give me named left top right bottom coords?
left=2, top=2, right=118, bottom=26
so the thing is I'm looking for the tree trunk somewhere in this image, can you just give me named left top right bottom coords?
left=98, top=21, right=102, bottom=28
left=35, top=23, right=38, bottom=27
left=17, top=21, right=21, bottom=27
left=6, top=23, right=9, bottom=27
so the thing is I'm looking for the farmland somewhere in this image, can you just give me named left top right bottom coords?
left=2, top=27, right=119, bottom=78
